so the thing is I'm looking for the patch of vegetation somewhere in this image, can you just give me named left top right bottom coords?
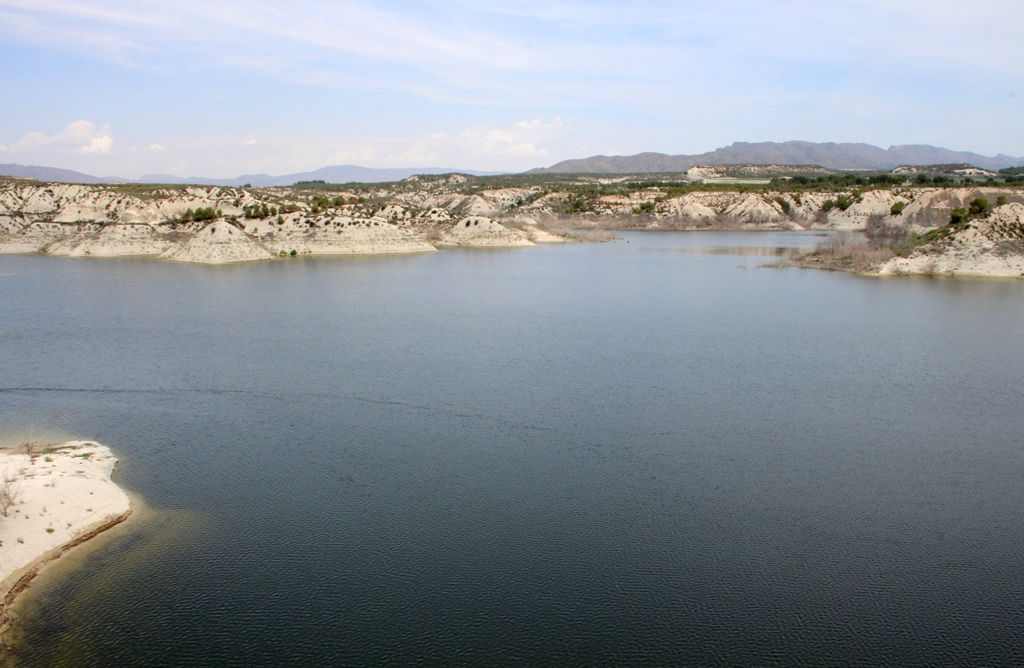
left=773, top=196, right=791, bottom=215
left=180, top=207, right=220, bottom=222
left=969, top=197, right=991, bottom=216
left=244, top=204, right=273, bottom=219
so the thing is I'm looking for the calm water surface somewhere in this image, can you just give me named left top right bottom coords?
left=1, top=231, right=1023, bottom=667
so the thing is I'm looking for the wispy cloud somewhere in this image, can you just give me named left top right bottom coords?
left=0, top=0, right=1022, bottom=172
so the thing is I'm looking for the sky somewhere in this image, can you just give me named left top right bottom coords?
left=0, top=0, right=1022, bottom=178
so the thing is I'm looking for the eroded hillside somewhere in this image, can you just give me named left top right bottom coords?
left=1, top=174, right=1022, bottom=271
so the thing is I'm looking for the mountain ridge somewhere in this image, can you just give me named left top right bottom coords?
left=531, top=141, right=1024, bottom=173
left=0, top=163, right=504, bottom=186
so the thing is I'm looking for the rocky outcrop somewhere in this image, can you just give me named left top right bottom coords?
left=260, top=217, right=435, bottom=256
left=879, top=204, right=1024, bottom=278
left=161, top=220, right=274, bottom=264
left=439, top=216, right=534, bottom=247
left=48, top=224, right=172, bottom=257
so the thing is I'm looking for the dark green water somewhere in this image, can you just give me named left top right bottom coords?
left=2, top=231, right=1024, bottom=667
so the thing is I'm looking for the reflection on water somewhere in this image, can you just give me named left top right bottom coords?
left=651, top=245, right=792, bottom=256
left=2, top=231, right=1024, bottom=667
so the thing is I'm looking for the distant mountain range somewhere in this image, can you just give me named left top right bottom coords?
left=531, top=141, right=1024, bottom=173
left=4, top=141, right=1024, bottom=185
left=0, top=164, right=504, bottom=186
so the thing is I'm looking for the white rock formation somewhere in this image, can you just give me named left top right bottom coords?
left=161, top=220, right=274, bottom=264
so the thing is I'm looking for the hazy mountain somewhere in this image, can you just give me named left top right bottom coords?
left=134, top=165, right=505, bottom=186
left=0, top=164, right=503, bottom=186
left=0, top=163, right=129, bottom=184
left=532, top=142, right=1024, bottom=173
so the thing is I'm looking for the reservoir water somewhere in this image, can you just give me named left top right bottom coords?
left=2, top=231, right=1024, bottom=667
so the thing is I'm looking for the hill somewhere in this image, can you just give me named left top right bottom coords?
left=0, top=164, right=503, bottom=186
left=532, top=142, right=1024, bottom=174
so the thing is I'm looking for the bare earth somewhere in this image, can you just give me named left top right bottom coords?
left=0, top=442, right=131, bottom=631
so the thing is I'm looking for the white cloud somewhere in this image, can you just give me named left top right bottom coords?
left=0, top=120, right=113, bottom=155
left=309, top=117, right=567, bottom=171
left=80, top=135, right=113, bottom=154
left=148, top=143, right=167, bottom=150
left=448, top=117, right=565, bottom=159
left=242, top=138, right=258, bottom=145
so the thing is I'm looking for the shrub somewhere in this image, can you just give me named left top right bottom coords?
left=891, top=201, right=906, bottom=215
left=0, top=472, right=20, bottom=517
left=997, top=195, right=1008, bottom=207
left=180, top=207, right=218, bottom=222
left=821, top=199, right=837, bottom=212
left=866, top=213, right=908, bottom=247
left=290, top=249, right=297, bottom=256
left=950, top=208, right=968, bottom=225
left=836, top=194, right=854, bottom=211
left=243, top=204, right=272, bottom=219
left=773, top=196, right=791, bottom=214
left=969, top=198, right=991, bottom=216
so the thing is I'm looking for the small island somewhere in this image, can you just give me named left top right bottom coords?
left=0, top=441, right=131, bottom=636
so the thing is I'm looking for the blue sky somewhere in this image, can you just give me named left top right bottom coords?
left=1, top=0, right=1021, bottom=177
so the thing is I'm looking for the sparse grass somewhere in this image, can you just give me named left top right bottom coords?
left=780, top=234, right=896, bottom=273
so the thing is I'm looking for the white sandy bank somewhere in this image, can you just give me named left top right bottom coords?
left=0, top=441, right=131, bottom=625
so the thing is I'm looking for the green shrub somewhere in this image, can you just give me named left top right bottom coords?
left=997, top=195, right=1008, bottom=207
left=890, top=201, right=906, bottom=215
left=950, top=208, right=968, bottom=225
left=243, top=204, right=272, bottom=219
left=180, top=207, right=219, bottom=222
left=836, top=194, right=854, bottom=211
left=773, top=196, right=791, bottom=214
left=821, top=199, right=837, bottom=212
left=969, top=198, right=991, bottom=216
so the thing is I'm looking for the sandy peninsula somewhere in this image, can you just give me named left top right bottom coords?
left=0, top=441, right=131, bottom=632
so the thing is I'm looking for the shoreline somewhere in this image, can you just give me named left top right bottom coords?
left=0, top=441, right=132, bottom=639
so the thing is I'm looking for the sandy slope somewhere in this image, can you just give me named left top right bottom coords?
left=0, top=442, right=131, bottom=626
left=879, top=204, right=1024, bottom=278
left=439, top=216, right=535, bottom=247
left=161, top=220, right=274, bottom=264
